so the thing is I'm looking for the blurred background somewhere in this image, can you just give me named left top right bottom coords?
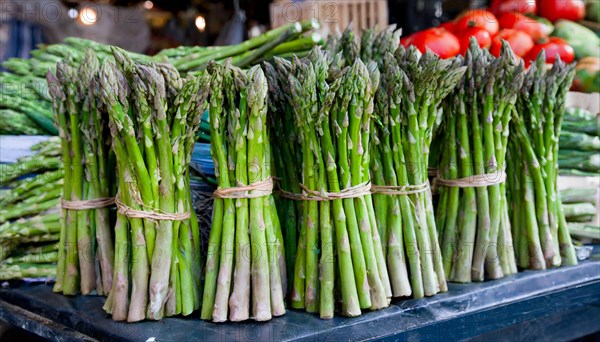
left=0, top=0, right=489, bottom=60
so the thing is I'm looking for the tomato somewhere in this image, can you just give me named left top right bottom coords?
left=490, top=29, right=535, bottom=57
left=498, top=12, right=553, bottom=42
left=538, top=0, right=585, bottom=22
left=401, top=28, right=460, bottom=59
left=490, top=0, right=537, bottom=16
left=400, top=34, right=415, bottom=47
left=458, top=27, right=492, bottom=55
left=455, top=9, right=500, bottom=36
left=438, top=21, right=456, bottom=33
left=524, top=37, right=576, bottom=65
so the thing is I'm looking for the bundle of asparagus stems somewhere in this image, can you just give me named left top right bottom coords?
left=266, top=43, right=393, bottom=317
left=46, top=51, right=116, bottom=296
left=436, top=41, right=523, bottom=283
left=0, top=140, right=63, bottom=280
left=370, top=46, right=466, bottom=294
left=508, top=52, right=578, bottom=269
left=201, top=62, right=286, bottom=322
left=98, top=48, right=207, bottom=321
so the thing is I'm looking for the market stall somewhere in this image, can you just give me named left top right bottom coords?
left=1, top=0, right=599, bottom=340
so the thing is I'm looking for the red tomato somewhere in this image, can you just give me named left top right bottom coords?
left=455, top=9, right=500, bottom=36
left=490, top=29, right=535, bottom=57
left=498, top=12, right=552, bottom=42
left=401, top=28, right=460, bottom=59
left=490, top=0, right=537, bottom=16
left=458, top=27, right=492, bottom=55
left=524, top=37, right=576, bottom=64
left=438, top=21, right=456, bottom=33
left=538, top=0, right=585, bottom=22
left=400, top=34, right=415, bottom=47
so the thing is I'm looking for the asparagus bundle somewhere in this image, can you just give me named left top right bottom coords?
left=266, top=45, right=394, bottom=318
left=47, top=50, right=116, bottom=297
left=370, top=47, right=465, bottom=296
left=201, top=62, right=286, bottom=322
left=99, top=48, right=207, bottom=322
left=508, top=52, right=577, bottom=269
left=437, top=41, right=523, bottom=283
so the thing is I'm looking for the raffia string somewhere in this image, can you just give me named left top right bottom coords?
left=276, top=181, right=372, bottom=201
left=371, top=181, right=430, bottom=195
left=212, top=177, right=274, bottom=199
left=278, top=189, right=304, bottom=201
left=115, top=196, right=190, bottom=221
left=427, top=168, right=439, bottom=177
left=437, top=170, right=506, bottom=188
left=61, top=197, right=115, bottom=210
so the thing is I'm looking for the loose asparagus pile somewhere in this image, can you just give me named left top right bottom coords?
left=560, top=188, right=598, bottom=224
left=1, top=38, right=150, bottom=136
left=99, top=48, right=207, bottom=321
left=163, top=20, right=322, bottom=73
left=564, top=188, right=600, bottom=240
left=371, top=48, right=466, bottom=294
left=0, top=141, right=63, bottom=280
left=201, top=62, right=286, bottom=322
left=0, top=214, right=60, bottom=281
left=508, top=52, right=578, bottom=270
left=47, top=50, right=117, bottom=296
left=0, top=137, right=60, bottom=186
left=437, top=41, right=523, bottom=283
left=558, top=107, right=600, bottom=176
left=1, top=24, right=321, bottom=137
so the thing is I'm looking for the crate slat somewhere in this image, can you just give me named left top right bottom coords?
left=270, top=0, right=388, bottom=37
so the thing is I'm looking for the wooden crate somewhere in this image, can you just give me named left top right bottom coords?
left=270, top=0, right=388, bottom=36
